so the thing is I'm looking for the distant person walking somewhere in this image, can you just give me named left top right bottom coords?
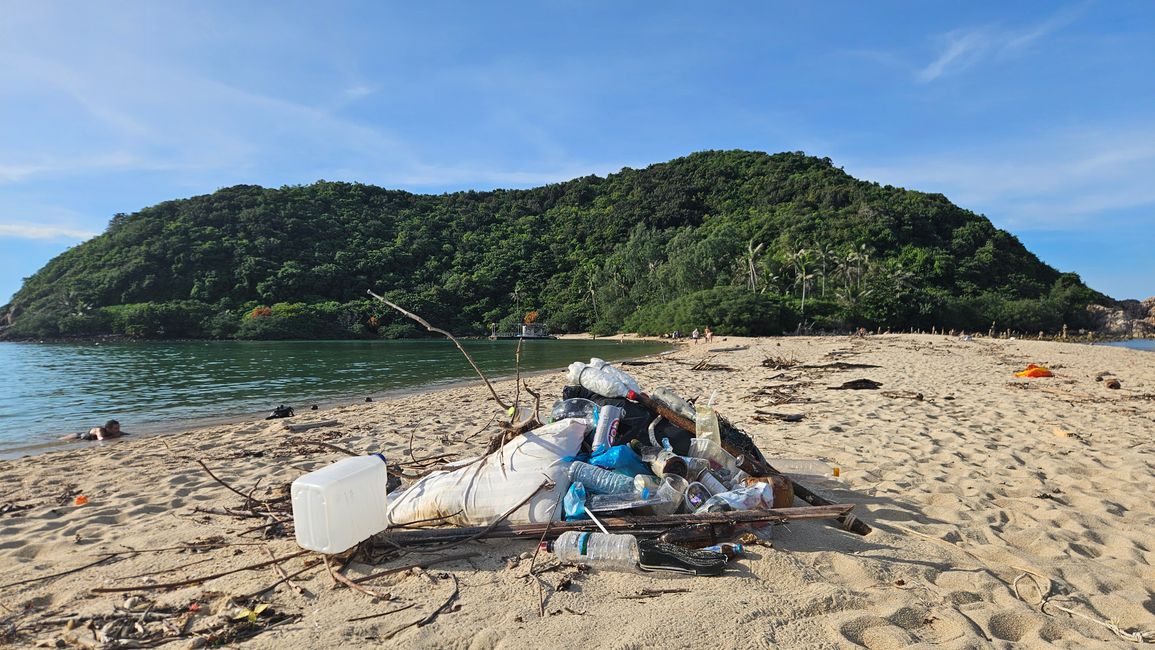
left=691, top=328, right=700, bottom=343
left=704, top=327, right=713, bottom=343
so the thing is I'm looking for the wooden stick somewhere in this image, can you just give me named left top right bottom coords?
left=376, top=504, right=853, bottom=547
left=325, top=556, right=391, bottom=600
left=196, top=460, right=266, bottom=506
left=368, top=290, right=510, bottom=410
left=91, top=549, right=311, bottom=593
left=291, top=441, right=359, bottom=456
left=0, top=554, right=122, bottom=590
left=347, top=603, right=416, bottom=623
left=283, top=420, right=340, bottom=432
left=350, top=552, right=479, bottom=585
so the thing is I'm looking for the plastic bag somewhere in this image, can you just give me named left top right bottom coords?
left=386, top=418, right=588, bottom=527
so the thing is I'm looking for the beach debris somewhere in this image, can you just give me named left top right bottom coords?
left=761, top=355, right=797, bottom=369
left=752, top=411, right=804, bottom=422
left=828, top=378, right=883, bottom=390
left=707, top=344, right=748, bottom=353
left=1105, top=378, right=1121, bottom=389
left=282, top=419, right=339, bottom=432
left=1014, top=364, right=1054, bottom=378
left=264, top=405, right=295, bottom=420
left=881, top=390, right=924, bottom=400
left=798, top=361, right=882, bottom=371
left=73, top=495, right=88, bottom=506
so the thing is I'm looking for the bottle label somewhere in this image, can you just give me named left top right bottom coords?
left=577, top=532, right=592, bottom=556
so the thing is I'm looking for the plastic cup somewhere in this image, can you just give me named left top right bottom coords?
left=550, top=398, right=598, bottom=423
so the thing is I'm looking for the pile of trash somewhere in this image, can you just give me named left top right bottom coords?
left=292, top=358, right=862, bottom=576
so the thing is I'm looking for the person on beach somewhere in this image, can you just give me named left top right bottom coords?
left=692, top=328, right=700, bottom=343
left=704, top=326, right=714, bottom=343
left=63, top=419, right=126, bottom=441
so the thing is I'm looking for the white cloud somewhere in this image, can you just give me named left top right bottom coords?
left=844, top=122, right=1155, bottom=231
left=0, top=222, right=98, bottom=241
left=917, top=5, right=1083, bottom=82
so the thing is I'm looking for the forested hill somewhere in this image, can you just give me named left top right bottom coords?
left=2, top=150, right=1109, bottom=340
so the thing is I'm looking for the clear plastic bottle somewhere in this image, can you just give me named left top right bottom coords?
left=542, top=531, right=639, bottom=571
left=567, top=461, right=634, bottom=494
left=650, top=387, right=696, bottom=421
left=768, top=459, right=841, bottom=480
left=566, top=362, right=630, bottom=398
left=694, top=482, right=775, bottom=514
left=695, top=391, right=722, bottom=445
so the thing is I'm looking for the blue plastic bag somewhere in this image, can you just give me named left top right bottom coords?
left=563, top=480, right=589, bottom=520
left=589, top=444, right=649, bottom=478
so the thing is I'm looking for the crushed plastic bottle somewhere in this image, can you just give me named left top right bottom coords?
left=567, top=461, right=634, bottom=495
left=695, top=390, right=722, bottom=446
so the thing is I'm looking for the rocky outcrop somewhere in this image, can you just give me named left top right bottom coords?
left=1089, top=297, right=1155, bottom=336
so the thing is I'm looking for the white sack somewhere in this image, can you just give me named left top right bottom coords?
left=386, top=418, right=586, bottom=527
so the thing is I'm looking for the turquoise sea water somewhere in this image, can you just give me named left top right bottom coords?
left=0, top=339, right=668, bottom=457
left=1104, top=338, right=1155, bottom=352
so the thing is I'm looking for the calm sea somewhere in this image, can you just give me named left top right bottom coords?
left=0, top=339, right=669, bottom=458
left=1104, top=339, right=1155, bottom=352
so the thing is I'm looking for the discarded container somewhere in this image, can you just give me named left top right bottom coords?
left=769, top=458, right=841, bottom=481
left=567, top=362, right=631, bottom=398
left=550, top=398, right=598, bottom=423
left=568, top=461, right=634, bottom=495
left=687, top=438, right=739, bottom=480
left=591, top=404, right=623, bottom=454
left=650, top=474, right=689, bottom=515
left=542, top=531, right=639, bottom=571
left=695, top=469, right=728, bottom=496
left=586, top=489, right=671, bottom=512
left=588, top=358, right=642, bottom=394
left=650, top=387, right=696, bottom=421
left=703, top=543, right=744, bottom=559
left=683, top=482, right=712, bottom=510
left=695, top=392, right=721, bottom=445
left=694, top=482, right=774, bottom=514
left=292, top=454, right=389, bottom=554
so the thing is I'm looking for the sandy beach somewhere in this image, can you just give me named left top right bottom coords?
left=1, top=334, right=1153, bottom=648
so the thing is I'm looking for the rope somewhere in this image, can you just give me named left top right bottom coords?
left=1013, top=571, right=1155, bottom=644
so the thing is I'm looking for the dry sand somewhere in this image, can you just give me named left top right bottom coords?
left=1, top=334, right=1153, bottom=648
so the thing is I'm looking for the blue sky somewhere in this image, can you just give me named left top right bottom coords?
left=2, top=1, right=1153, bottom=304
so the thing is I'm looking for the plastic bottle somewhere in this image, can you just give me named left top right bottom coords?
left=542, top=531, right=639, bottom=571
left=703, top=543, right=745, bottom=559
left=550, top=398, right=598, bottom=423
left=591, top=404, right=623, bottom=455
left=687, top=438, right=739, bottom=480
left=566, top=362, right=630, bottom=398
left=650, top=387, right=696, bottom=421
left=695, top=391, right=721, bottom=445
left=693, top=482, right=775, bottom=514
left=291, top=454, right=389, bottom=554
left=768, top=458, right=841, bottom=480
left=634, top=474, right=661, bottom=493
left=567, top=461, right=634, bottom=495
left=589, top=358, right=642, bottom=394
left=587, top=489, right=668, bottom=512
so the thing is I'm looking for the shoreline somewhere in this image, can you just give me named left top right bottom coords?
left=2, top=334, right=1152, bottom=647
left=1, top=339, right=674, bottom=461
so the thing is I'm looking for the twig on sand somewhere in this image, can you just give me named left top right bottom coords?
left=619, top=588, right=691, bottom=600
left=380, top=573, right=460, bottom=641
left=290, top=441, right=359, bottom=457
left=325, top=556, right=392, bottom=600
left=196, top=460, right=267, bottom=506
left=368, top=290, right=510, bottom=411
left=264, top=546, right=307, bottom=597
left=347, top=603, right=416, bottom=623
left=91, top=550, right=311, bottom=593
left=0, top=554, right=122, bottom=590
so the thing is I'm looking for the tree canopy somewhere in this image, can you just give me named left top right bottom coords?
left=1, top=150, right=1110, bottom=340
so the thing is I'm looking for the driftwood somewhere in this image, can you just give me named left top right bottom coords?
left=283, top=420, right=340, bottom=432
left=752, top=411, right=804, bottom=422
left=368, top=290, right=510, bottom=411
left=707, top=345, right=748, bottom=353
left=373, top=504, right=853, bottom=547
left=798, top=362, right=881, bottom=370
